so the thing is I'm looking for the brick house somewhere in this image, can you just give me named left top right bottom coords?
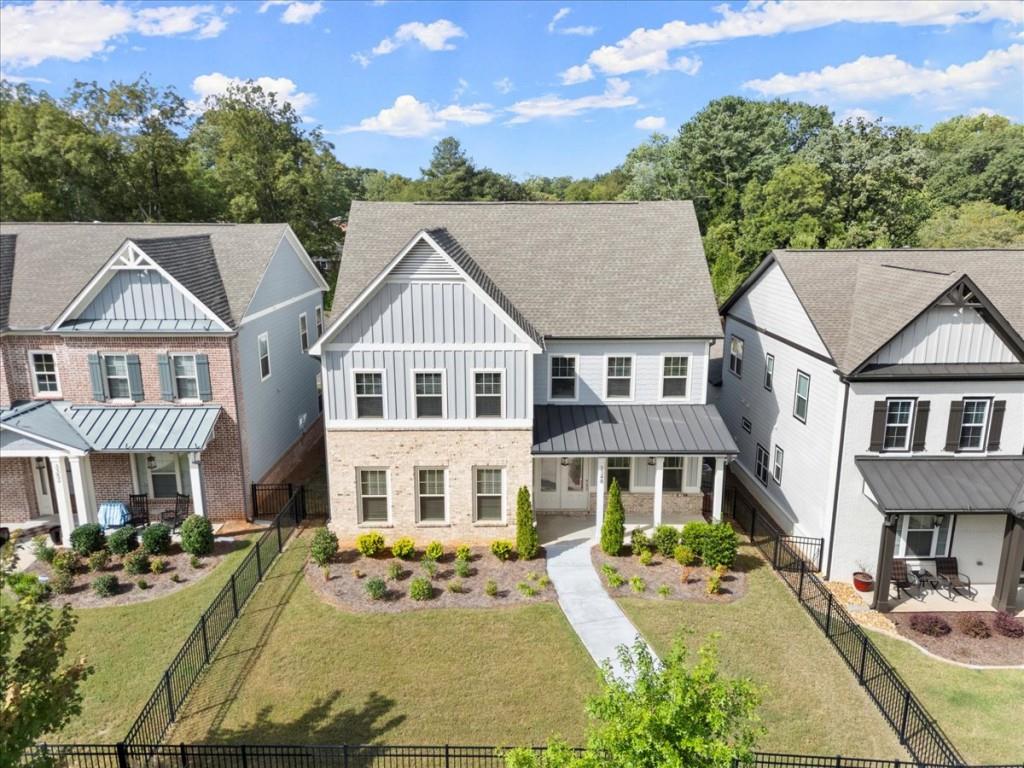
left=1, top=222, right=327, bottom=543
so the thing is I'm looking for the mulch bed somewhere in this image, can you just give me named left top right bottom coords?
left=591, top=546, right=748, bottom=603
left=27, top=539, right=240, bottom=609
left=307, top=546, right=556, bottom=613
left=889, top=612, right=1024, bottom=666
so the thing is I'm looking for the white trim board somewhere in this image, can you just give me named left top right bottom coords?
left=326, top=418, right=532, bottom=430
left=240, top=288, right=324, bottom=326
left=240, top=227, right=329, bottom=320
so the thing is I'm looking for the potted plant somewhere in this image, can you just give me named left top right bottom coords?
left=852, top=564, right=874, bottom=593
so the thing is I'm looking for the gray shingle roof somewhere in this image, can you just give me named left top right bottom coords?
left=0, top=234, right=13, bottom=330
left=334, top=201, right=720, bottom=339
left=132, top=235, right=233, bottom=327
left=0, top=222, right=291, bottom=330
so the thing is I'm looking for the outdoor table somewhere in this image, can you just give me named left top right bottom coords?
left=912, top=568, right=940, bottom=590
left=97, top=500, right=131, bottom=529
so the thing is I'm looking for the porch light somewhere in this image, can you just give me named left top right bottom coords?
left=34, top=457, right=46, bottom=469
left=560, top=457, right=569, bottom=467
left=146, top=455, right=157, bottom=471
left=647, top=457, right=656, bottom=466
left=932, top=516, right=944, bottom=528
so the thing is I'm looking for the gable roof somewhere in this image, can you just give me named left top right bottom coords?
left=0, top=222, right=302, bottom=331
left=331, top=201, right=720, bottom=340
left=721, top=249, right=1024, bottom=375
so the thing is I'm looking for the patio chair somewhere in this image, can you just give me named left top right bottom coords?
left=890, top=559, right=917, bottom=600
left=128, top=494, right=150, bottom=527
left=934, top=557, right=974, bottom=600
left=161, top=493, right=191, bottom=529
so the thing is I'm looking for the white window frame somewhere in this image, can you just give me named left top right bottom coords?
left=548, top=354, right=579, bottom=402
left=755, top=444, right=770, bottom=486
left=411, top=368, right=446, bottom=419
left=148, top=453, right=183, bottom=498
left=662, top=456, right=684, bottom=492
left=729, top=335, right=744, bottom=378
left=298, top=312, right=309, bottom=353
left=473, top=466, right=506, bottom=523
left=472, top=368, right=505, bottom=419
left=958, top=398, right=991, bottom=452
left=773, top=446, right=784, bottom=485
left=352, top=369, right=386, bottom=420
left=415, top=467, right=449, bottom=524
left=763, top=353, right=774, bottom=391
left=741, top=417, right=752, bottom=434
left=606, top=456, right=632, bottom=492
left=314, top=305, right=324, bottom=338
left=28, top=350, right=61, bottom=397
left=660, top=354, right=690, bottom=400
left=356, top=467, right=391, bottom=525
left=257, top=332, right=272, bottom=381
left=882, top=398, right=915, bottom=452
left=103, top=353, right=131, bottom=401
left=604, top=354, right=635, bottom=401
left=897, top=514, right=950, bottom=559
left=793, top=370, right=810, bottom=423
left=171, top=353, right=201, bottom=402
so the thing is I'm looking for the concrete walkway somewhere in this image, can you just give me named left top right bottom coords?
left=541, top=516, right=658, bottom=680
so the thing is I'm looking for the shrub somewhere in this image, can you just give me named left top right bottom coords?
left=629, top=576, right=646, bottom=593
left=600, top=478, right=625, bottom=556
left=310, top=528, right=339, bottom=569
left=123, top=550, right=150, bottom=576
left=680, top=520, right=710, bottom=554
left=454, top=558, right=471, bottom=578
left=92, top=574, right=118, bottom=597
left=638, top=550, right=654, bottom=567
left=701, top=524, right=740, bottom=569
left=607, top=571, right=625, bottom=588
left=9, top=572, right=50, bottom=601
left=50, top=570, right=74, bottom=594
left=87, top=550, right=110, bottom=572
left=517, top=581, right=538, bottom=597
left=715, top=564, right=729, bottom=578
left=170, top=573, right=184, bottom=583
left=652, top=525, right=680, bottom=557
left=141, top=524, right=172, bottom=555
left=352, top=568, right=365, bottom=579
left=910, top=613, right=951, bottom=637
left=630, top=528, right=652, bottom=555
left=538, top=574, right=551, bottom=588
left=484, top=579, right=499, bottom=597
left=423, top=540, right=444, bottom=562
left=455, top=544, right=472, bottom=561
left=69, top=523, right=105, bottom=556
left=993, top=611, right=1024, bottom=639
left=491, top=540, right=514, bottom=561
left=107, top=527, right=137, bottom=556
left=421, top=559, right=438, bottom=579
left=515, top=486, right=539, bottom=560
left=180, top=515, right=214, bottom=556
left=189, top=554, right=203, bottom=569
left=706, top=573, right=722, bottom=595
left=386, top=561, right=402, bottom=581
left=601, top=563, right=618, bottom=579
left=366, top=578, right=387, bottom=600
left=391, top=536, right=416, bottom=560
left=51, top=550, right=80, bottom=575
left=356, top=532, right=386, bottom=557
left=409, top=576, right=433, bottom=601
left=136, top=578, right=149, bottom=590
left=150, top=557, right=168, bottom=575
left=956, top=614, right=991, bottom=639
left=32, top=535, right=56, bottom=564
left=657, top=584, right=671, bottom=598
left=448, top=578, right=465, bottom=594
left=673, top=544, right=696, bottom=566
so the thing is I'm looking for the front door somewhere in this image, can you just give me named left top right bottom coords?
left=535, top=457, right=589, bottom=511
left=31, top=458, right=55, bottom=517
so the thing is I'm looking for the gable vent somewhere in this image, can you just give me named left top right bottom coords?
left=390, top=240, right=461, bottom=280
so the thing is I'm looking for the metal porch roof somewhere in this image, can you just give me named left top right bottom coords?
left=0, top=401, right=92, bottom=452
left=65, top=405, right=221, bottom=452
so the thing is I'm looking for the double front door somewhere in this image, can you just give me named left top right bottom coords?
left=535, top=457, right=589, bottom=511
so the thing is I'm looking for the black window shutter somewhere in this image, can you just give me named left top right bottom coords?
left=911, top=401, right=930, bottom=452
left=944, top=400, right=964, bottom=452
left=868, top=401, right=887, bottom=451
left=196, top=354, right=213, bottom=401
left=157, top=354, right=174, bottom=400
left=987, top=400, right=1006, bottom=451
left=126, top=354, right=144, bottom=402
left=87, top=353, right=106, bottom=401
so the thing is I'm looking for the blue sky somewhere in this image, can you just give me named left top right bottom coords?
left=2, top=1, right=1022, bottom=178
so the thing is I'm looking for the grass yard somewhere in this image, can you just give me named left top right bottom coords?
left=867, top=631, right=1024, bottom=764
left=169, top=528, right=599, bottom=745
left=50, top=536, right=254, bottom=743
left=618, top=548, right=906, bottom=759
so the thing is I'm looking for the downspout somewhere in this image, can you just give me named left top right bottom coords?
left=824, top=380, right=851, bottom=580
left=228, top=333, right=254, bottom=522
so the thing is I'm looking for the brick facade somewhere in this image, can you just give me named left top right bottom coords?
left=0, top=458, right=39, bottom=524
left=325, top=427, right=533, bottom=544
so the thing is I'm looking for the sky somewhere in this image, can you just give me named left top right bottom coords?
left=1, top=0, right=1022, bottom=179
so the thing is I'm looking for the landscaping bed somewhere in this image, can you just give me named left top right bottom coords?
left=889, top=611, right=1024, bottom=666
left=591, top=545, right=748, bottom=602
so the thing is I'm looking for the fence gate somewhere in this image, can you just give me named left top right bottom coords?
left=251, top=483, right=293, bottom=519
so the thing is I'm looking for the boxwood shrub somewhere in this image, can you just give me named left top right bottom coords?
left=123, top=550, right=150, bottom=576
left=141, top=523, right=172, bottom=555
left=423, top=540, right=444, bottom=561
left=490, top=540, right=514, bottom=561
left=107, top=527, right=137, bottom=556
left=69, top=523, right=106, bottom=556
left=651, top=525, right=680, bottom=557
left=180, top=515, right=214, bottom=556
left=409, top=576, right=433, bottom=601
left=51, top=550, right=80, bottom=575
left=680, top=521, right=739, bottom=569
left=391, top=536, right=416, bottom=560
left=92, top=574, right=118, bottom=597
left=310, top=528, right=339, bottom=568
left=366, top=577, right=387, bottom=600
left=356, top=532, right=386, bottom=557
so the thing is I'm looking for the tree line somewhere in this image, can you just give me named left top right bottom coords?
left=2, top=79, right=1021, bottom=299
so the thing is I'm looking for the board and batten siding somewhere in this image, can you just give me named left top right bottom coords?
left=324, top=348, right=530, bottom=421
left=76, top=269, right=205, bottom=321
left=865, top=305, right=1017, bottom=366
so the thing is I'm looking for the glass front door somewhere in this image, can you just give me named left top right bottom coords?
left=534, top=457, right=589, bottom=511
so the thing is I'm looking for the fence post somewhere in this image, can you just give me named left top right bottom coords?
left=230, top=573, right=239, bottom=617
left=750, top=506, right=758, bottom=543
left=858, top=634, right=868, bottom=683
left=276, top=515, right=283, bottom=552
left=898, top=689, right=911, bottom=745
left=444, top=744, right=451, bottom=768
left=116, top=742, right=129, bottom=768
left=798, top=558, right=806, bottom=601
left=164, top=670, right=176, bottom=721
left=180, top=743, right=189, bottom=768
left=241, top=744, right=248, bottom=768
left=251, top=483, right=258, bottom=519
left=834, top=756, right=841, bottom=768
left=825, top=592, right=834, bottom=637
left=200, top=613, right=210, bottom=663
left=343, top=745, right=349, bottom=768
left=772, top=536, right=780, bottom=569
left=255, top=541, right=263, bottom=579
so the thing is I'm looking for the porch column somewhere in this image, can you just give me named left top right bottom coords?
left=51, top=458, right=76, bottom=547
left=653, top=458, right=664, bottom=528
left=68, top=456, right=94, bottom=526
left=993, top=514, right=1024, bottom=613
left=872, top=514, right=899, bottom=612
left=595, top=458, right=606, bottom=539
left=712, top=457, right=725, bottom=523
left=188, top=452, right=206, bottom=517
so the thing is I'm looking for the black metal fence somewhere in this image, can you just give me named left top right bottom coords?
left=251, top=483, right=294, bottom=519
left=123, top=489, right=307, bottom=746
left=730, top=480, right=824, bottom=572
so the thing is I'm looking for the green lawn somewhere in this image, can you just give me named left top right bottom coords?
left=867, top=631, right=1024, bottom=764
left=169, top=528, right=599, bottom=745
left=50, top=536, right=254, bottom=743
left=618, top=548, right=906, bottom=759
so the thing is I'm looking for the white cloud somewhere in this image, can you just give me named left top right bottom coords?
left=507, top=78, right=637, bottom=124
left=744, top=45, right=1024, bottom=103
left=559, top=63, right=594, bottom=85
left=0, top=71, right=50, bottom=84
left=0, top=1, right=231, bottom=69
left=342, top=95, right=494, bottom=137
left=967, top=106, right=1006, bottom=117
left=373, top=18, right=465, bottom=55
left=574, top=1, right=1022, bottom=77
left=837, top=107, right=880, bottom=123
left=547, top=7, right=570, bottom=33
left=453, top=78, right=469, bottom=100
left=352, top=52, right=371, bottom=68
left=191, top=72, right=316, bottom=116
left=259, top=1, right=324, bottom=25
left=547, top=7, right=596, bottom=36
left=494, top=77, right=514, bottom=94
left=635, top=115, right=667, bottom=130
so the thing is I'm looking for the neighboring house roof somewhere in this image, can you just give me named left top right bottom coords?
left=333, top=201, right=720, bottom=339
left=0, top=222, right=299, bottom=330
left=532, top=403, right=738, bottom=456
left=720, top=249, right=1024, bottom=375
left=0, top=234, right=14, bottom=329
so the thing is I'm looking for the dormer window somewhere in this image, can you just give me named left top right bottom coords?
left=550, top=356, right=577, bottom=400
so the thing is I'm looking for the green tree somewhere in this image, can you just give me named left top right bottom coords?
left=515, top=486, right=539, bottom=560
left=0, top=538, right=92, bottom=766
left=917, top=201, right=1024, bottom=247
left=421, top=137, right=476, bottom=201
left=600, top=478, right=625, bottom=556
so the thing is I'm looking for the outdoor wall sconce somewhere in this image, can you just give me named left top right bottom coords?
left=560, top=457, right=569, bottom=466
left=647, top=457, right=656, bottom=466
left=146, top=455, right=157, bottom=471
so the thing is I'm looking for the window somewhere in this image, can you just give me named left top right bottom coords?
left=763, top=353, right=774, bottom=391
left=773, top=446, right=784, bottom=484
left=314, top=305, right=324, bottom=337
left=475, top=468, right=504, bottom=521
left=149, top=454, right=180, bottom=498
left=607, top=457, right=631, bottom=491
left=606, top=356, right=633, bottom=399
left=662, top=356, right=688, bottom=398
left=755, top=444, right=770, bottom=485
left=550, top=356, right=577, bottom=400
left=414, top=371, right=444, bottom=418
left=662, top=457, right=683, bottom=492
left=172, top=355, right=199, bottom=400
left=958, top=399, right=990, bottom=450
left=354, top=372, right=384, bottom=418
left=540, top=458, right=558, bottom=492
left=257, top=333, right=271, bottom=381
left=29, top=352, right=59, bottom=395
left=793, top=371, right=810, bottom=423
left=298, top=313, right=309, bottom=353
left=103, top=354, right=131, bottom=399
left=474, top=371, right=503, bottom=417
left=729, top=336, right=744, bottom=377
left=741, top=417, right=752, bottom=434
left=358, top=469, right=389, bottom=522
left=416, top=468, right=446, bottom=522
left=883, top=399, right=914, bottom=451
left=898, top=514, right=951, bottom=559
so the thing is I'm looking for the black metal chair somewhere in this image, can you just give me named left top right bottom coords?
left=890, top=559, right=917, bottom=600
left=935, top=557, right=974, bottom=600
left=128, top=493, right=150, bottom=527
left=161, top=493, right=191, bottom=529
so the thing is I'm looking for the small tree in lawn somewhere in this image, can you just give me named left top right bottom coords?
left=309, top=528, right=339, bottom=581
left=600, top=478, right=625, bottom=556
left=515, top=486, right=539, bottom=560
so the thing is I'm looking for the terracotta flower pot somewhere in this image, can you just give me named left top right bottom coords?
left=852, top=571, right=874, bottom=592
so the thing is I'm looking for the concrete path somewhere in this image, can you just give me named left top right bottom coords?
left=541, top=516, right=658, bottom=680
